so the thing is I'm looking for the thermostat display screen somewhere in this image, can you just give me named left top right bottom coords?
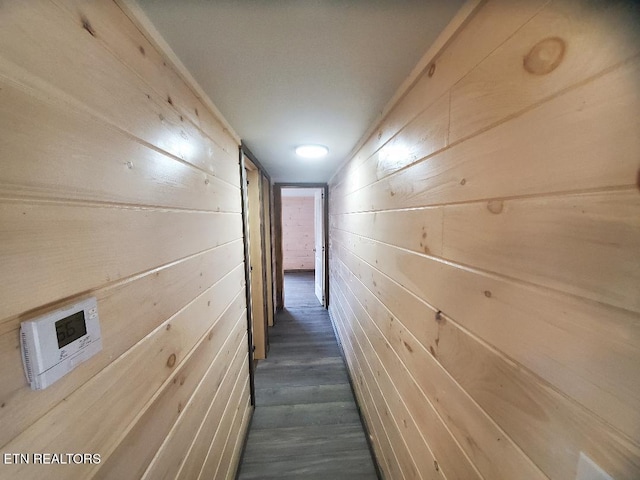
left=55, top=311, right=87, bottom=348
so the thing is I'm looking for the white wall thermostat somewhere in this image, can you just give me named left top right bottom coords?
left=21, top=297, right=102, bottom=390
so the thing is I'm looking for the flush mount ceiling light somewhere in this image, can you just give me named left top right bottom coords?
left=295, top=144, right=329, bottom=159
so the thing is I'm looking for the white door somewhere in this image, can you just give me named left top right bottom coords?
left=314, top=189, right=324, bottom=305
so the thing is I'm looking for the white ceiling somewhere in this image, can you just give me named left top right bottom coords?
left=137, top=0, right=465, bottom=183
left=281, top=187, right=321, bottom=197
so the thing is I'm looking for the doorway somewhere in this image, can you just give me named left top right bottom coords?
left=274, top=184, right=328, bottom=311
left=240, top=147, right=274, bottom=367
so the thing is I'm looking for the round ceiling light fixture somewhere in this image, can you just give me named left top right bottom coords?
left=295, top=144, right=329, bottom=159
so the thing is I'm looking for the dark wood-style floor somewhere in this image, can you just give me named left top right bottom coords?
left=237, top=272, right=378, bottom=479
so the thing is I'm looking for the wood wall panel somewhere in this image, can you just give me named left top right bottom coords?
left=0, top=0, right=238, bottom=183
left=176, top=353, right=249, bottom=480
left=330, top=0, right=549, bottom=200
left=214, top=382, right=252, bottom=480
left=0, top=2, right=250, bottom=479
left=340, top=92, right=450, bottom=198
left=282, top=196, right=315, bottom=270
left=199, top=377, right=251, bottom=480
left=333, top=264, right=483, bottom=480
left=333, top=238, right=640, bottom=479
left=139, top=331, right=248, bottom=480
left=0, top=202, right=242, bottom=321
left=0, top=80, right=240, bottom=211
left=334, top=227, right=640, bottom=446
left=332, top=208, right=444, bottom=257
left=333, top=248, right=545, bottom=480
left=328, top=1, right=640, bottom=479
left=369, top=0, right=548, bottom=155
left=330, top=286, right=401, bottom=480
left=54, top=0, right=240, bottom=159
left=2, top=267, right=245, bottom=480
left=93, top=297, right=246, bottom=480
left=442, top=190, right=640, bottom=313
left=449, top=0, right=640, bottom=143
left=331, top=293, right=421, bottom=480
left=335, top=55, right=640, bottom=215
left=0, top=241, right=243, bottom=448
left=223, top=391, right=252, bottom=480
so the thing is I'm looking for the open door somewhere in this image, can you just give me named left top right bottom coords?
left=247, top=166, right=267, bottom=359
left=244, top=158, right=268, bottom=360
left=240, top=144, right=273, bottom=406
left=314, top=189, right=325, bottom=305
left=274, top=183, right=328, bottom=310
left=262, top=176, right=275, bottom=327
left=239, top=152, right=255, bottom=405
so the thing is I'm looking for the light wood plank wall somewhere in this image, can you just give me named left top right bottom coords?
left=282, top=196, right=315, bottom=271
left=0, top=1, right=251, bottom=479
left=328, top=1, right=640, bottom=479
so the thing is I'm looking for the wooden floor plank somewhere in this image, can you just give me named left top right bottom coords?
left=242, top=424, right=370, bottom=460
left=265, top=343, right=342, bottom=360
left=254, top=363, right=349, bottom=389
left=249, top=402, right=361, bottom=430
left=266, top=331, right=337, bottom=343
left=254, top=384, right=354, bottom=407
left=238, top=450, right=377, bottom=480
left=256, top=356, right=343, bottom=368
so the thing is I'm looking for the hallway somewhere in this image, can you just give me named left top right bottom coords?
left=237, top=273, right=378, bottom=479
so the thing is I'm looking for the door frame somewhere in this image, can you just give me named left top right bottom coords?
left=274, top=183, right=329, bottom=310
left=245, top=164, right=267, bottom=359
left=239, top=142, right=273, bottom=405
left=239, top=148, right=256, bottom=406
left=313, top=189, right=325, bottom=305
